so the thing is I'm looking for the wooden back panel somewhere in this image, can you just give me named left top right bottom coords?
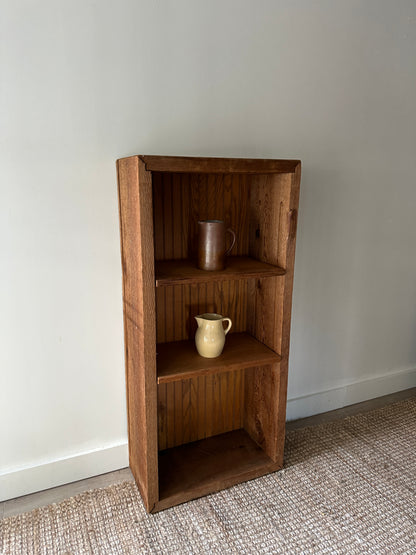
left=153, top=172, right=250, bottom=261
left=158, top=369, right=245, bottom=450
left=156, top=279, right=248, bottom=343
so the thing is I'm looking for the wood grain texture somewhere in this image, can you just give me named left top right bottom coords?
left=137, top=155, right=300, bottom=174
left=244, top=364, right=281, bottom=461
left=153, top=172, right=250, bottom=262
left=156, top=333, right=281, bottom=383
left=157, top=369, right=244, bottom=450
left=274, top=163, right=301, bottom=466
left=247, top=172, right=293, bottom=353
left=245, top=166, right=301, bottom=464
left=117, top=157, right=159, bottom=512
left=156, top=428, right=280, bottom=512
left=117, top=154, right=301, bottom=512
left=155, top=256, right=285, bottom=286
left=156, top=279, right=248, bottom=344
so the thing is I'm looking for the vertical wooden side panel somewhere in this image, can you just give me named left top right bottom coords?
left=245, top=167, right=301, bottom=464
left=247, top=172, right=293, bottom=353
left=275, top=164, right=301, bottom=465
left=117, top=156, right=158, bottom=512
left=243, top=364, right=280, bottom=461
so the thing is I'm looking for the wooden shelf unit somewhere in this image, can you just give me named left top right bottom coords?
left=117, top=155, right=301, bottom=513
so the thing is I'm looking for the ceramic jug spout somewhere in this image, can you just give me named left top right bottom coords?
left=195, top=316, right=204, bottom=328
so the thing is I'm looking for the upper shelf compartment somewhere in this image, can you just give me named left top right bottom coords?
left=155, top=256, right=285, bottom=287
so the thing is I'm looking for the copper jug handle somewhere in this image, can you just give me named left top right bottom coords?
left=225, top=228, right=236, bottom=256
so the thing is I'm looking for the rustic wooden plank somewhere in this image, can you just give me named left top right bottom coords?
left=155, top=256, right=285, bottom=286
left=116, top=156, right=158, bottom=512
left=162, top=173, right=174, bottom=260
left=181, top=378, right=191, bottom=445
left=171, top=174, right=183, bottom=259
left=212, top=374, right=222, bottom=436
left=165, top=381, right=175, bottom=449
left=188, top=377, right=199, bottom=443
left=157, top=333, right=281, bottom=383
left=164, top=285, right=175, bottom=343
left=224, top=371, right=234, bottom=432
left=174, top=380, right=183, bottom=448
left=275, top=163, right=301, bottom=465
left=244, top=364, right=281, bottom=462
left=152, top=172, right=164, bottom=261
left=137, top=155, right=300, bottom=174
left=157, top=382, right=167, bottom=451
left=197, top=376, right=206, bottom=440
left=155, top=287, right=165, bottom=343
left=181, top=173, right=191, bottom=258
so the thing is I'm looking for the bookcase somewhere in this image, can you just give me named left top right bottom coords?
left=117, top=155, right=301, bottom=513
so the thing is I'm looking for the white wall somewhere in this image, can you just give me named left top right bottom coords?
left=1, top=0, right=415, bottom=500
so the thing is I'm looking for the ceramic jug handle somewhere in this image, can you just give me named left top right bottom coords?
left=222, top=318, right=232, bottom=335
left=225, top=228, right=236, bottom=256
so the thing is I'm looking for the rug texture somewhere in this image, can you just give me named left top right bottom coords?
left=1, top=398, right=415, bottom=554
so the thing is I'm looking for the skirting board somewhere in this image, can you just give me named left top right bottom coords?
left=286, top=365, right=416, bottom=421
left=0, top=443, right=128, bottom=503
left=1, top=368, right=415, bottom=502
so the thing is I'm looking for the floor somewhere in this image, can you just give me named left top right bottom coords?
left=1, top=387, right=414, bottom=520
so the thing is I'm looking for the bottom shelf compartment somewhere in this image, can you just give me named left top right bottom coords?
left=156, top=429, right=281, bottom=512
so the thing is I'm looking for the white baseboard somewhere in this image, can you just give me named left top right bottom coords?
left=286, top=366, right=416, bottom=421
left=2, top=368, right=414, bottom=502
left=0, top=443, right=128, bottom=502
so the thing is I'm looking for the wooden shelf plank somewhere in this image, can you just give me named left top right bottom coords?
left=156, top=428, right=281, bottom=512
left=139, top=155, right=301, bottom=174
left=155, top=256, right=285, bottom=287
left=157, top=333, right=281, bottom=384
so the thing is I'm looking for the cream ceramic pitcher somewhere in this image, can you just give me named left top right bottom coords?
left=195, top=313, right=232, bottom=358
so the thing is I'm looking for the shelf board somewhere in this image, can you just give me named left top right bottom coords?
left=157, top=332, right=281, bottom=384
left=139, top=155, right=300, bottom=174
left=155, top=256, right=286, bottom=286
left=156, top=428, right=281, bottom=512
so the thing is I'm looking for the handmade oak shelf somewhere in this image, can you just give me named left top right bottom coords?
left=117, top=154, right=301, bottom=513
left=157, top=333, right=281, bottom=384
left=155, top=256, right=286, bottom=286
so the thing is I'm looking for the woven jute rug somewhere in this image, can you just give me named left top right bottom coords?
left=1, top=398, right=415, bottom=554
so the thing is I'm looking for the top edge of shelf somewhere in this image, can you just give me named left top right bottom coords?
left=118, top=155, right=301, bottom=174
left=155, top=256, right=286, bottom=286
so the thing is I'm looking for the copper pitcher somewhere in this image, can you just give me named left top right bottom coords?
left=197, top=220, right=236, bottom=271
